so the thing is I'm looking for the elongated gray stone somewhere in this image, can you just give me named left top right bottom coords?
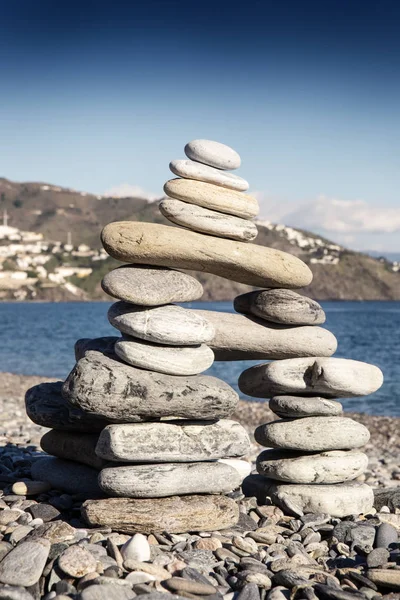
left=108, top=302, right=215, bottom=346
left=185, top=139, right=241, bottom=170
left=170, top=158, right=249, bottom=191
left=114, top=336, right=214, bottom=375
left=239, top=357, right=384, bottom=398
left=255, top=417, right=370, bottom=451
left=31, top=457, right=103, bottom=497
left=102, top=264, right=203, bottom=305
left=160, top=198, right=258, bottom=242
left=101, top=222, right=313, bottom=289
left=63, top=351, right=238, bottom=421
left=0, top=539, right=50, bottom=586
left=192, top=310, right=337, bottom=360
left=96, top=420, right=251, bottom=462
left=82, top=494, right=239, bottom=533
left=99, top=460, right=247, bottom=497
left=25, top=382, right=112, bottom=432
left=40, top=430, right=106, bottom=470
left=234, top=289, right=326, bottom=325
left=256, top=449, right=368, bottom=484
left=269, top=396, right=343, bottom=418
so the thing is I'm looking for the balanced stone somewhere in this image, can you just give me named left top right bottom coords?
left=95, top=420, right=251, bottom=462
left=114, top=336, right=214, bottom=376
left=98, top=460, right=247, bottom=497
left=108, top=302, right=215, bottom=346
left=63, top=351, right=239, bottom=421
left=31, top=457, right=103, bottom=497
left=40, top=430, right=106, bottom=470
left=164, top=179, right=258, bottom=219
left=255, top=417, right=370, bottom=451
left=83, top=494, right=239, bottom=533
left=184, top=139, right=241, bottom=170
left=256, top=449, right=369, bottom=484
left=239, top=357, right=384, bottom=398
left=101, top=222, right=313, bottom=288
left=160, top=198, right=258, bottom=242
left=170, top=159, right=249, bottom=191
left=234, top=289, right=325, bottom=325
left=75, top=337, right=117, bottom=360
left=102, top=265, right=203, bottom=305
left=269, top=396, right=343, bottom=418
left=192, top=310, right=337, bottom=360
left=25, top=382, right=112, bottom=432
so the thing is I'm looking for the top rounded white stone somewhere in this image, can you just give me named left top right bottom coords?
left=185, top=139, right=241, bottom=170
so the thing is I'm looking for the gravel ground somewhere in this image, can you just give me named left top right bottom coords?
left=0, top=371, right=399, bottom=600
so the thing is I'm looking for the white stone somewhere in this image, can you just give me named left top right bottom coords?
left=218, top=458, right=252, bottom=479
left=120, top=534, right=151, bottom=562
left=170, top=159, right=249, bottom=190
left=185, top=139, right=241, bottom=170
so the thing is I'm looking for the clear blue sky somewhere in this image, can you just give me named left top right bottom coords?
left=1, top=0, right=400, bottom=251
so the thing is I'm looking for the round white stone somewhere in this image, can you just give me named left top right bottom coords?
left=170, top=159, right=249, bottom=190
left=185, top=139, right=241, bottom=170
left=120, top=534, right=150, bottom=562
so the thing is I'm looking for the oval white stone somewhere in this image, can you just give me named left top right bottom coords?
left=170, top=159, right=249, bottom=190
left=185, top=139, right=241, bottom=170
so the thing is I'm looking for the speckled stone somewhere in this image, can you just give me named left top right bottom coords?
left=170, top=158, right=249, bottom=190
left=184, top=139, right=241, bottom=170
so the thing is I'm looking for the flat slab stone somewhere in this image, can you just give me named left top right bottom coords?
left=170, top=159, right=249, bottom=191
left=25, top=382, right=112, bottom=432
left=99, top=460, right=248, bottom=497
left=234, top=289, right=325, bottom=325
left=256, top=449, right=368, bottom=484
left=63, top=350, right=238, bottom=421
left=0, top=539, right=50, bottom=586
left=101, top=222, right=313, bottom=289
left=102, top=264, right=203, bottom=305
left=114, top=336, right=214, bottom=375
left=108, top=302, right=215, bottom=346
left=95, top=419, right=251, bottom=463
left=193, top=310, right=337, bottom=360
left=31, top=457, right=103, bottom=497
left=243, top=475, right=373, bottom=518
left=239, top=357, right=384, bottom=398
left=269, top=396, right=343, bottom=418
left=160, top=198, right=258, bottom=242
left=82, top=494, right=239, bottom=533
left=185, top=139, right=241, bottom=170
left=40, top=430, right=106, bottom=470
left=255, top=417, right=370, bottom=451
left=164, top=178, right=258, bottom=219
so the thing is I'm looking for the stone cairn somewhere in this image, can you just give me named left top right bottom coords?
left=25, top=138, right=383, bottom=534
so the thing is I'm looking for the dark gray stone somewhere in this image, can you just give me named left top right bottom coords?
left=374, top=488, right=400, bottom=512
left=375, top=523, right=398, bottom=548
left=367, top=547, right=390, bottom=568
left=40, top=430, right=106, bottom=470
left=31, top=457, right=103, bottom=497
left=234, top=289, right=325, bottom=325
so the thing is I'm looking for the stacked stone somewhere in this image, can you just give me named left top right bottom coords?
left=236, top=289, right=384, bottom=517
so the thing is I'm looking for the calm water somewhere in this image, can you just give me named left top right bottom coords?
left=0, top=301, right=399, bottom=416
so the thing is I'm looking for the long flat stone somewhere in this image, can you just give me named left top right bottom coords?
left=63, top=351, right=238, bottom=421
left=0, top=539, right=50, bottom=586
left=25, top=382, right=112, bottom=432
left=192, top=310, right=337, bottom=360
left=95, top=420, right=251, bottom=462
left=31, top=457, right=103, bottom=497
left=256, top=449, right=368, bottom=484
left=101, top=222, right=313, bottom=289
left=98, top=460, right=248, bottom=497
left=255, top=417, right=370, bottom=451
left=40, top=430, right=106, bottom=470
left=234, top=289, right=326, bottom=325
left=239, top=357, right=384, bottom=398
left=82, top=494, right=239, bottom=533
left=160, top=198, right=258, bottom=241
left=269, top=396, right=343, bottom=418
left=170, top=159, right=249, bottom=191
left=108, top=302, right=215, bottom=345
left=185, top=139, right=241, bottom=170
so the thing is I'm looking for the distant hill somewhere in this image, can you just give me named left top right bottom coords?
left=1, top=177, right=399, bottom=301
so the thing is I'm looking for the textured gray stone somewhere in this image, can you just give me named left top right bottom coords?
left=192, top=310, right=337, bottom=360
left=40, top=430, right=106, bottom=470
left=102, top=264, right=203, bottom=305
left=31, top=457, right=103, bottom=497
left=160, top=198, right=258, bottom=241
left=96, top=419, right=251, bottom=463
left=185, top=139, right=241, bottom=170
left=234, top=289, right=326, bottom=325
left=269, top=396, right=343, bottom=418
left=58, top=545, right=97, bottom=577
left=170, top=158, right=249, bottom=190
left=0, top=539, right=50, bottom=586
left=98, top=459, right=247, bottom=497
left=255, top=417, right=370, bottom=451
left=375, top=523, right=398, bottom=548
left=108, top=302, right=215, bottom=345
left=80, top=585, right=136, bottom=600
left=63, top=350, right=238, bottom=421
left=256, top=449, right=368, bottom=484
left=239, top=357, right=384, bottom=398
left=114, top=336, right=214, bottom=375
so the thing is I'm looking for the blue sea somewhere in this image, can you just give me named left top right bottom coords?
left=1, top=301, right=399, bottom=416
